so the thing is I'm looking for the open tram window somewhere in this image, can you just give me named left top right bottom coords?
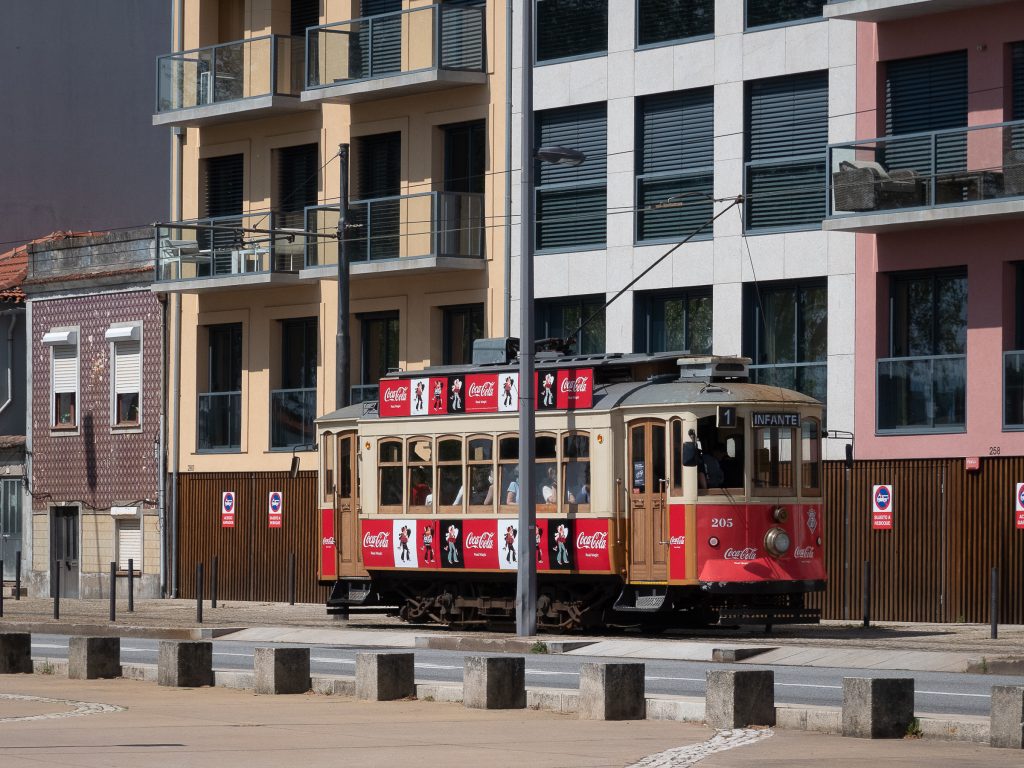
left=801, top=418, right=821, bottom=496
left=536, top=433, right=558, bottom=510
left=467, top=436, right=496, bottom=512
left=379, top=438, right=403, bottom=508
left=340, top=435, right=354, bottom=499
left=753, top=426, right=794, bottom=493
left=322, top=431, right=336, bottom=500
left=562, top=433, right=590, bottom=508
left=696, top=415, right=744, bottom=493
left=437, top=437, right=464, bottom=508
left=408, top=437, right=433, bottom=510
left=498, top=435, right=520, bottom=509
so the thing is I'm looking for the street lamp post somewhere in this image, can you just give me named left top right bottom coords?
left=337, top=143, right=351, bottom=410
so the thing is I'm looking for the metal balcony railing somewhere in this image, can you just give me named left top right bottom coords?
left=270, top=387, right=317, bottom=449
left=156, top=212, right=306, bottom=282
left=877, top=354, right=966, bottom=433
left=198, top=392, right=242, bottom=452
left=156, top=34, right=304, bottom=113
left=828, top=119, right=1024, bottom=217
left=305, top=4, right=484, bottom=89
left=303, top=191, right=484, bottom=267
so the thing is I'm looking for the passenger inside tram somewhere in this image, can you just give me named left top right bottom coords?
left=696, top=415, right=744, bottom=492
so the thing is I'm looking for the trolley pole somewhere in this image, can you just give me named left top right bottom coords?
left=336, top=143, right=351, bottom=411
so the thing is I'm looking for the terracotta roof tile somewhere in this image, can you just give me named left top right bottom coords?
left=0, top=231, right=104, bottom=301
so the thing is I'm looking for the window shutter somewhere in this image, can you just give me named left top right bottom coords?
left=114, top=340, right=141, bottom=394
left=118, top=519, right=142, bottom=571
left=536, top=103, right=606, bottom=186
left=204, top=154, right=244, bottom=217
left=53, top=344, right=78, bottom=394
left=1014, top=43, right=1024, bottom=121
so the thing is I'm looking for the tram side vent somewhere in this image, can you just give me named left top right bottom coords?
left=677, top=356, right=750, bottom=383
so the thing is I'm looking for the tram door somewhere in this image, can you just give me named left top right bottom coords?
left=628, top=420, right=668, bottom=582
left=336, top=431, right=366, bottom=577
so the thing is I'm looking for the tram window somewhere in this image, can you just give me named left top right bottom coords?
left=651, top=424, right=666, bottom=493
left=379, top=438, right=403, bottom=507
left=408, top=437, right=433, bottom=509
left=631, top=425, right=646, bottom=493
left=670, top=420, right=683, bottom=494
left=467, top=436, right=495, bottom=510
left=801, top=418, right=821, bottom=496
left=498, top=436, right=520, bottom=508
left=536, top=434, right=556, bottom=459
left=438, top=437, right=463, bottom=507
left=563, top=433, right=590, bottom=507
left=379, top=439, right=402, bottom=464
left=469, top=437, right=493, bottom=461
left=322, top=431, right=336, bottom=498
left=339, top=435, right=352, bottom=498
left=754, top=427, right=794, bottom=492
left=536, top=433, right=558, bottom=508
left=696, top=415, right=744, bottom=493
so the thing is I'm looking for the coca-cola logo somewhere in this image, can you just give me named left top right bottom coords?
left=321, top=536, right=336, bottom=547
left=724, top=547, right=758, bottom=560
left=794, top=546, right=814, bottom=559
left=560, top=376, right=590, bottom=394
left=465, top=531, right=495, bottom=549
left=363, top=532, right=390, bottom=548
left=576, top=531, right=608, bottom=550
left=668, top=535, right=685, bottom=546
left=383, top=386, right=408, bottom=403
left=468, top=381, right=495, bottom=397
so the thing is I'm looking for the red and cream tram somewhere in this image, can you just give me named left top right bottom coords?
left=316, top=348, right=825, bottom=631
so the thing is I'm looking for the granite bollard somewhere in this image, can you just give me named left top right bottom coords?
left=578, top=662, right=646, bottom=720
left=254, top=646, right=311, bottom=694
left=705, top=669, right=775, bottom=728
left=158, top=640, right=214, bottom=687
left=0, top=633, right=32, bottom=674
left=463, top=656, right=525, bottom=710
left=356, top=652, right=415, bottom=701
left=841, top=677, right=914, bottom=739
left=69, top=636, right=121, bottom=680
left=990, top=685, right=1024, bottom=749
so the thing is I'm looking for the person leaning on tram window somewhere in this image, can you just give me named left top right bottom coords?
left=505, top=467, right=520, bottom=504
left=410, top=468, right=432, bottom=506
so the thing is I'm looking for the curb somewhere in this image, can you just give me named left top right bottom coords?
left=2, top=622, right=245, bottom=640
left=414, top=636, right=595, bottom=654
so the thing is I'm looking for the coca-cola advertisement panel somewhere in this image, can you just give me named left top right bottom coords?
left=462, top=519, right=499, bottom=569
left=534, top=517, right=549, bottom=570
left=428, top=378, right=448, bottom=415
left=419, top=519, right=440, bottom=568
left=546, top=518, right=574, bottom=571
left=668, top=503, right=686, bottom=580
left=392, top=519, right=418, bottom=568
left=465, top=374, right=498, bottom=413
left=410, top=378, right=429, bottom=416
left=536, top=371, right=558, bottom=410
left=498, top=517, right=519, bottom=570
left=320, top=507, right=337, bottom=579
left=497, top=373, right=518, bottom=412
left=556, top=369, right=593, bottom=410
left=574, top=518, right=610, bottom=571
left=447, top=375, right=466, bottom=414
left=361, top=519, right=395, bottom=568
left=439, top=519, right=464, bottom=568
left=379, top=380, right=411, bottom=418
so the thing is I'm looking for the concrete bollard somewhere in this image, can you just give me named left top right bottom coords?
left=254, top=646, right=311, bottom=695
left=158, top=640, right=214, bottom=688
left=356, top=652, right=415, bottom=701
left=69, top=637, right=121, bottom=680
left=705, top=670, right=775, bottom=728
left=841, top=677, right=914, bottom=739
left=990, top=686, right=1024, bottom=749
left=0, top=633, right=33, bottom=674
left=463, top=656, right=526, bottom=710
left=578, top=662, right=646, bottom=720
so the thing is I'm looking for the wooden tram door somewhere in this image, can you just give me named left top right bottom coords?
left=336, top=432, right=365, bottom=577
left=628, top=420, right=668, bottom=582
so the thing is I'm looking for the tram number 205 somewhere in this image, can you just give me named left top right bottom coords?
left=710, top=518, right=735, bottom=528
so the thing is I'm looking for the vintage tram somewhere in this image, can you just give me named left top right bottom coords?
left=316, top=346, right=825, bottom=631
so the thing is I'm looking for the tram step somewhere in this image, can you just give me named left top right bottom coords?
left=612, top=588, right=668, bottom=612
left=327, top=579, right=373, bottom=607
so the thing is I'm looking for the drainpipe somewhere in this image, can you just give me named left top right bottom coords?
left=503, top=0, right=513, bottom=336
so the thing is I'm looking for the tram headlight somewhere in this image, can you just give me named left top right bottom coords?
left=764, top=527, right=791, bottom=558
left=772, top=506, right=788, bottom=523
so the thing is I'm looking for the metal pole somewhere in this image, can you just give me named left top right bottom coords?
left=1, top=560, right=4, bottom=617
left=990, top=566, right=998, bottom=640
left=53, top=560, right=60, bottom=620
left=15, top=550, right=20, bottom=600
left=289, top=552, right=296, bottom=606
left=862, top=560, right=871, bottom=629
left=516, top=0, right=538, bottom=638
left=211, top=555, right=218, bottom=609
left=336, top=143, right=351, bottom=410
left=128, top=558, right=134, bottom=612
left=196, top=562, right=204, bottom=624
left=109, top=562, right=117, bottom=622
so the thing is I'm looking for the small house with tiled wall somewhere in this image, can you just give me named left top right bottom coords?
left=23, top=229, right=164, bottom=599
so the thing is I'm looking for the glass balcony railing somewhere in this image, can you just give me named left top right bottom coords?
left=828, top=119, right=1024, bottom=217
left=1004, top=351, right=1024, bottom=429
left=270, top=387, right=317, bottom=449
left=156, top=212, right=306, bottom=282
left=156, top=35, right=304, bottom=114
left=198, top=392, right=241, bottom=452
left=303, top=191, right=484, bottom=268
left=877, top=355, right=966, bottom=433
left=748, top=362, right=827, bottom=404
left=305, top=4, right=484, bottom=90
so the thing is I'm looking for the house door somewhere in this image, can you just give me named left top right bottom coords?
left=0, top=479, right=21, bottom=580
left=51, top=506, right=79, bottom=598
left=628, top=420, right=668, bottom=583
left=336, top=431, right=366, bottom=577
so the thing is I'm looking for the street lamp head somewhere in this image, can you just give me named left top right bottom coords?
left=534, top=146, right=586, bottom=167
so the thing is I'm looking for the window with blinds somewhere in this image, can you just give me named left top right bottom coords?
left=113, top=339, right=141, bottom=426
left=636, top=88, right=713, bottom=242
left=52, top=343, right=78, bottom=428
left=537, top=0, right=607, bottom=63
left=117, top=518, right=142, bottom=572
left=535, top=103, right=607, bottom=251
left=745, top=71, right=828, bottom=231
left=745, top=0, right=825, bottom=29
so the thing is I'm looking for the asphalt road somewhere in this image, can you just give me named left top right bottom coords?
left=32, top=634, right=1018, bottom=717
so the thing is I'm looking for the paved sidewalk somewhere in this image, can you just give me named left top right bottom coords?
left=0, top=675, right=1020, bottom=768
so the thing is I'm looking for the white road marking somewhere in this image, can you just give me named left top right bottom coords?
left=628, top=728, right=772, bottom=768
left=0, top=693, right=124, bottom=724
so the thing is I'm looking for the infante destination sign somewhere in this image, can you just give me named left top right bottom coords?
left=751, top=412, right=800, bottom=427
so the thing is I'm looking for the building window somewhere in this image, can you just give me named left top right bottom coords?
left=745, top=281, right=827, bottom=402
left=202, top=154, right=244, bottom=259
left=636, top=88, right=713, bottom=242
left=537, top=294, right=605, bottom=355
left=351, top=132, right=401, bottom=261
left=745, top=0, right=825, bottom=29
left=536, top=0, right=607, bottom=63
left=1006, top=264, right=1024, bottom=428
left=199, top=323, right=242, bottom=451
left=274, top=143, right=318, bottom=270
left=443, top=304, right=485, bottom=366
left=635, top=289, right=712, bottom=354
left=106, top=323, right=142, bottom=428
left=637, top=0, right=712, bottom=47
left=878, top=269, right=966, bottom=432
left=271, top=317, right=317, bottom=449
left=117, top=517, right=141, bottom=572
left=43, top=328, right=79, bottom=430
left=535, top=103, right=607, bottom=251
left=357, top=312, right=399, bottom=403
left=745, top=71, right=828, bottom=231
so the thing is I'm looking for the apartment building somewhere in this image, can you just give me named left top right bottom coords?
left=153, top=0, right=506, bottom=599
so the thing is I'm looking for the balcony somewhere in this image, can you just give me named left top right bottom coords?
left=198, top=392, right=241, bottom=452
left=154, top=212, right=305, bottom=292
left=877, top=355, right=965, bottom=433
left=825, top=120, right=1024, bottom=232
left=271, top=387, right=317, bottom=449
left=303, top=4, right=486, bottom=104
left=154, top=35, right=315, bottom=127
left=300, top=191, right=485, bottom=279
left=825, top=0, right=1008, bottom=22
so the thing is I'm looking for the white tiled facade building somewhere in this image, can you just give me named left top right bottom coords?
left=510, top=0, right=857, bottom=459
